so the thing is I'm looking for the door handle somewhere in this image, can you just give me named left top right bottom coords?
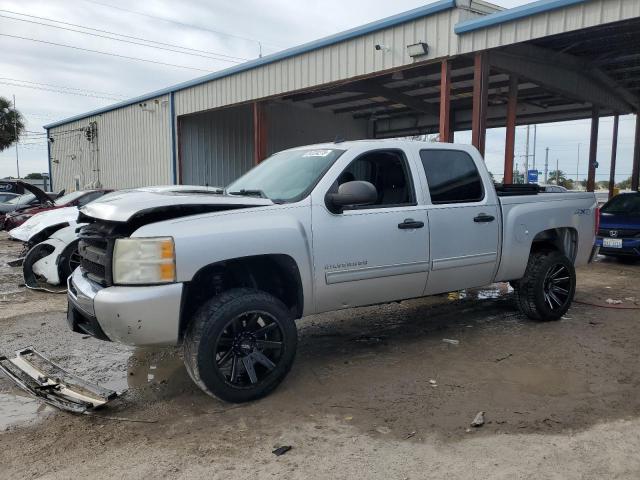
left=398, top=218, right=424, bottom=229
left=474, top=213, right=495, bottom=223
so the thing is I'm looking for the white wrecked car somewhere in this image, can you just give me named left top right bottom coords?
left=22, top=224, right=84, bottom=291
left=16, top=185, right=222, bottom=290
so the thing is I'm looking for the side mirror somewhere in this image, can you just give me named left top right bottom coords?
left=326, top=180, right=377, bottom=213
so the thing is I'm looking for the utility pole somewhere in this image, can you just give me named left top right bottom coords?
left=576, top=143, right=580, bottom=187
left=13, top=94, right=20, bottom=178
left=532, top=124, right=537, bottom=172
left=544, top=147, right=549, bottom=184
left=524, top=125, right=530, bottom=183
left=556, top=158, right=560, bottom=185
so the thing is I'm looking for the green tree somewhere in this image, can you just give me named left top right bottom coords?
left=617, top=176, right=632, bottom=190
left=596, top=180, right=609, bottom=190
left=24, top=172, right=43, bottom=179
left=548, top=170, right=575, bottom=189
left=0, top=97, right=25, bottom=152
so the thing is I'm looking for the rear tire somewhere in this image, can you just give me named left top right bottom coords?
left=183, top=288, right=297, bottom=403
left=514, top=250, right=576, bottom=321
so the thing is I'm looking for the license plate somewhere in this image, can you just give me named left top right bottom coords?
left=603, top=238, right=623, bottom=248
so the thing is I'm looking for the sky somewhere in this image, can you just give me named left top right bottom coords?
left=0, top=0, right=636, bottom=185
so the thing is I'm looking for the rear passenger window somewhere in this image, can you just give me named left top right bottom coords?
left=419, top=150, right=484, bottom=204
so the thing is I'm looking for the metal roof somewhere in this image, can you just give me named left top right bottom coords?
left=454, top=0, right=587, bottom=33
left=44, top=0, right=456, bottom=128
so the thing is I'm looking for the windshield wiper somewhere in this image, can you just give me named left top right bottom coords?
left=227, top=189, right=268, bottom=199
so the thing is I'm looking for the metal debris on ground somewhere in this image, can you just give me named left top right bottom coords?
left=606, top=298, right=623, bottom=305
left=495, top=353, right=512, bottom=362
left=0, top=347, right=120, bottom=413
left=442, top=339, right=460, bottom=345
left=429, top=379, right=437, bottom=385
left=272, top=445, right=292, bottom=456
left=471, top=411, right=485, bottom=427
left=405, top=431, right=416, bottom=439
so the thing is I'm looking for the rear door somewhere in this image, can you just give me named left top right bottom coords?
left=418, top=148, right=500, bottom=295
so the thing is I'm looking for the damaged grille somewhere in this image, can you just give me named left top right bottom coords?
left=598, top=228, right=640, bottom=238
left=78, top=223, right=123, bottom=286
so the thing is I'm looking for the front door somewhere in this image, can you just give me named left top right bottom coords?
left=311, top=149, right=429, bottom=313
left=418, top=148, right=500, bottom=295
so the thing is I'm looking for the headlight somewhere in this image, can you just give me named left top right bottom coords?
left=112, top=237, right=176, bottom=285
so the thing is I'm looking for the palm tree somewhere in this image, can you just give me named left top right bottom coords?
left=0, top=96, right=25, bottom=152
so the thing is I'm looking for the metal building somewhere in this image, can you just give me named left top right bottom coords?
left=45, top=0, right=640, bottom=194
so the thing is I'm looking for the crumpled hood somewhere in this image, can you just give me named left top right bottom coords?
left=17, top=180, right=53, bottom=205
left=80, top=190, right=274, bottom=223
left=9, top=206, right=79, bottom=242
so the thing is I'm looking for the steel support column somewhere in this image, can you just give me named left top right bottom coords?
left=503, top=75, right=518, bottom=184
left=439, top=59, right=453, bottom=143
left=587, top=107, right=599, bottom=193
left=608, top=114, right=619, bottom=199
left=633, top=114, right=640, bottom=191
left=253, top=101, right=267, bottom=164
left=471, top=52, right=489, bottom=157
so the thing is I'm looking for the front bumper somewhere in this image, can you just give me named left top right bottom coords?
left=595, top=237, right=640, bottom=257
left=67, top=268, right=184, bottom=346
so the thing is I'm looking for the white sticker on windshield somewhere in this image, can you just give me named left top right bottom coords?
left=302, top=149, right=333, bottom=157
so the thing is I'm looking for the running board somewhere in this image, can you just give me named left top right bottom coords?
left=0, top=347, right=119, bottom=413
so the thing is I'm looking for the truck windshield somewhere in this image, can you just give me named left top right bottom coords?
left=227, top=148, right=344, bottom=202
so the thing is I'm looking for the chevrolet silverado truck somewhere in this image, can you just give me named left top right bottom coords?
left=66, top=140, right=598, bottom=403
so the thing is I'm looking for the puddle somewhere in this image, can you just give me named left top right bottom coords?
left=122, top=348, right=192, bottom=398
left=0, top=383, right=53, bottom=430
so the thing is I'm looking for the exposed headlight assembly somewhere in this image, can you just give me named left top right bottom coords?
left=112, top=237, right=176, bottom=285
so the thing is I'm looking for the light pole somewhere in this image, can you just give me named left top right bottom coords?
left=13, top=94, right=20, bottom=178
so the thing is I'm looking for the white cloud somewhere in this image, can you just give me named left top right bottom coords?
left=0, top=0, right=636, bottom=186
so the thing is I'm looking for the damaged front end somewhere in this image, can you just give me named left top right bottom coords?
left=0, top=347, right=120, bottom=413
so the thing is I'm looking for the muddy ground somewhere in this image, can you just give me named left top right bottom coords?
left=1, top=232, right=639, bottom=479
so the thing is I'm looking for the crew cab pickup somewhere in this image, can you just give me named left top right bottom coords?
left=66, top=140, right=598, bottom=403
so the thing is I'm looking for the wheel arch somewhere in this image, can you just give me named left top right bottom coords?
left=530, top=227, right=578, bottom=262
left=179, top=254, right=304, bottom=340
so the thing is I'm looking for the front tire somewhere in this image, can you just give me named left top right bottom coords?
left=514, top=250, right=576, bottom=321
left=183, top=288, right=297, bottom=403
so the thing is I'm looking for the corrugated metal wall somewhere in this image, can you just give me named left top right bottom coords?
left=49, top=95, right=173, bottom=192
left=265, top=102, right=369, bottom=154
left=178, top=101, right=370, bottom=187
left=174, top=8, right=462, bottom=117
left=457, top=0, right=640, bottom=53
left=179, top=104, right=254, bottom=187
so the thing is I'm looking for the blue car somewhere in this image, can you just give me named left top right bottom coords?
left=596, top=192, right=640, bottom=259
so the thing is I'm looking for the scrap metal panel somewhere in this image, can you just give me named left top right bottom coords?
left=48, top=95, right=173, bottom=192
left=174, top=8, right=461, bottom=116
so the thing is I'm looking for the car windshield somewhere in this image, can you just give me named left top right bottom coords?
left=7, top=193, right=35, bottom=205
left=602, top=194, right=640, bottom=215
left=54, top=190, right=91, bottom=206
left=226, top=148, right=345, bottom=202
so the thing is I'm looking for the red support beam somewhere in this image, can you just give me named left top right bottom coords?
left=608, top=114, right=619, bottom=199
left=253, top=101, right=267, bottom=165
left=633, top=114, right=640, bottom=191
left=503, top=75, right=518, bottom=184
left=439, top=59, right=452, bottom=143
left=471, top=52, right=489, bottom=157
left=586, top=106, right=599, bottom=193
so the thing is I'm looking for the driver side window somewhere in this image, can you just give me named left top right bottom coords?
left=336, top=150, right=415, bottom=208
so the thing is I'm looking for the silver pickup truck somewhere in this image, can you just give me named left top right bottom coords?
left=67, top=140, right=598, bottom=403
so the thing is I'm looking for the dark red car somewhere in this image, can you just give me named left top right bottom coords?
left=3, top=188, right=112, bottom=231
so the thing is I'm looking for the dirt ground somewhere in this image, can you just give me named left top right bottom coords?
left=1, top=232, right=639, bottom=479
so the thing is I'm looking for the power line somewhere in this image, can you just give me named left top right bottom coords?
left=0, top=77, right=127, bottom=98
left=0, top=80, right=126, bottom=100
left=0, top=33, right=213, bottom=72
left=0, top=11, right=248, bottom=63
left=79, top=0, right=281, bottom=50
